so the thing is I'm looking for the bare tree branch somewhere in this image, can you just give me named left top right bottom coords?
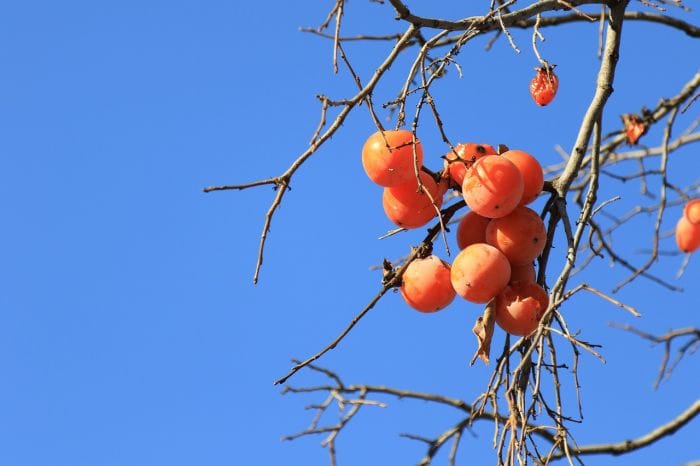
left=549, top=400, right=700, bottom=460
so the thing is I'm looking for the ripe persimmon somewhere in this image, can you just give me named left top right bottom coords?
left=362, top=130, right=424, bottom=187
left=485, top=207, right=547, bottom=265
left=676, top=216, right=700, bottom=253
left=387, top=171, right=440, bottom=206
left=400, top=255, right=456, bottom=312
left=450, top=243, right=511, bottom=304
left=456, top=211, right=490, bottom=250
left=501, top=150, right=544, bottom=206
left=444, top=143, right=497, bottom=186
left=495, top=281, right=549, bottom=336
left=462, top=155, right=524, bottom=218
left=683, top=199, right=700, bottom=225
left=510, top=262, right=536, bottom=284
left=383, top=171, right=441, bottom=228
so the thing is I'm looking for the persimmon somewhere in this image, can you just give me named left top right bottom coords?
left=501, top=149, right=544, bottom=206
left=456, top=211, right=490, bottom=250
left=450, top=243, right=511, bottom=304
left=387, top=171, right=440, bottom=207
left=444, top=143, right=497, bottom=186
left=400, top=255, right=456, bottom=313
left=362, top=130, right=424, bottom=187
left=462, top=155, right=524, bottom=218
left=382, top=172, right=442, bottom=228
left=529, top=65, right=559, bottom=107
left=485, top=207, right=547, bottom=265
left=676, top=216, right=700, bottom=253
left=510, top=262, right=536, bottom=284
left=495, top=281, right=549, bottom=336
left=622, top=114, right=647, bottom=145
left=683, top=199, right=700, bottom=225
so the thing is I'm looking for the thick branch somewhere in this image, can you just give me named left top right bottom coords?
left=554, top=0, right=629, bottom=194
left=388, top=0, right=606, bottom=31
left=550, top=400, right=700, bottom=460
left=513, top=11, right=700, bottom=36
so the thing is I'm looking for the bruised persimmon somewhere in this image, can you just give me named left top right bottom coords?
left=456, top=211, right=490, bottom=250
left=450, top=243, right=511, bottom=304
left=444, top=143, right=497, bottom=186
left=400, top=255, right=456, bottom=313
left=495, top=281, right=549, bottom=336
left=510, top=262, right=536, bottom=284
left=676, top=215, right=700, bottom=253
left=382, top=172, right=441, bottom=229
left=501, top=149, right=544, bottom=206
left=683, top=199, right=700, bottom=225
left=462, top=155, right=524, bottom=218
left=485, top=207, right=547, bottom=265
left=362, top=130, right=424, bottom=187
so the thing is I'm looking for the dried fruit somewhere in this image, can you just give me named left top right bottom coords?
left=622, top=114, right=647, bottom=145
left=529, top=65, right=559, bottom=106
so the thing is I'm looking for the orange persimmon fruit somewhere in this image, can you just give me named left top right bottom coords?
left=510, top=262, right=536, bottom=284
left=676, top=215, right=700, bottom=253
left=444, top=143, right=497, bottom=186
left=383, top=171, right=441, bottom=228
left=501, top=149, right=544, bottom=206
left=495, top=281, right=549, bottom=336
left=683, top=199, right=700, bottom=225
left=485, top=207, right=547, bottom=265
left=450, top=243, right=511, bottom=304
left=362, top=130, right=424, bottom=187
left=400, top=255, right=456, bottom=313
left=456, top=211, right=490, bottom=250
left=462, top=155, right=524, bottom=218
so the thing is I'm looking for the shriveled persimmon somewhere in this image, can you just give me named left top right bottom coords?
left=683, top=199, right=700, bottom=225
left=362, top=130, right=424, bottom=187
left=450, top=243, right=511, bottom=304
left=529, top=65, right=559, bottom=107
left=444, top=143, right=497, bottom=186
left=510, top=262, right=536, bottom=284
left=495, top=281, right=549, bottom=336
left=400, top=255, right=456, bottom=313
left=462, top=155, right=524, bottom=218
left=382, top=171, right=441, bottom=228
left=485, top=207, right=546, bottom=265
left=456, top=211, right=490, bottom=250
left=676, top=215, right=700, bottom=253
left=501, top=149, right=544, bottom=206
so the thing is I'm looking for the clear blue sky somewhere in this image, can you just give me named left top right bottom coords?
left=0, top=2, right=698, bottom=465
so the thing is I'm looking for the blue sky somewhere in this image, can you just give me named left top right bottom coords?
left=1, top=1, right=698, bottom=465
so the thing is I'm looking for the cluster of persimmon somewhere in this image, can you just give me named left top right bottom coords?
left=676, top=199, right=700, bottom=254
left=362, top=129, right=550, bottom=337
